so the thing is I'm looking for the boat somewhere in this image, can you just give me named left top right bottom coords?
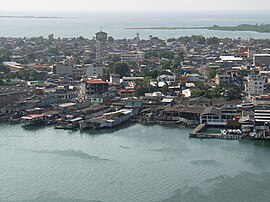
left=221, top=129, right=227, bottom=135
left=55, top=117, right=83, bottom=129
left=21, top=114, right=46, bottom=126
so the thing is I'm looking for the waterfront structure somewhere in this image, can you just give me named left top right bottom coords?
left=254, top=108, right=270, bottom=138
left=200, top=106, right=226, bottom=126
left=80, top=108, right=138, bottom=130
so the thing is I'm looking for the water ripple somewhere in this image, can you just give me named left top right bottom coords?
left=18, top=149, right=113, bottom=161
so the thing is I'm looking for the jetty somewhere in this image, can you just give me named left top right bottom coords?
left=189, top=124, right=241, bottom=140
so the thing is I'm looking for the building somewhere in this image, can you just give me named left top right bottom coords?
left=95, top=31, right=107, bottom=64
left=215, top=73, right=231, bottom=85
left=110, top=74, right=121, bottom=84
left=186, top=73, right=205, bottom=82
left=157, top=75, right=175, bottom=83
left=254, top=108, right=270, bottom=138
left=72, top=65, right=85, bottom=79
left=200, top=106, right=227, bottom=126
left=122, top=77, right=144, bottom=83
left=86, top=79, right=109, bottom=95
left=254, top=54, right=270, bottom=66
left=95, top=31, right=108, bottom=42
left=85, top=64, right=103, bottom=77
left=53, top=63, right=73, bottom=77
left=121, top=51, right=145, bottom=62
left=246, top=76, right=265, bottom=97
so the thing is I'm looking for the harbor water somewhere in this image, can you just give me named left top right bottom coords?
left=1, top=123, right=270, bottom=202
left=2, top=11, right=270, bottom=39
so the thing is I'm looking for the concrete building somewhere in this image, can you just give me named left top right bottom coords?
left=85, top=79, right=109, bottom=95
left=157, top=75, right=175, bottom=83
left=53, top=64, right=73, bottom=77
left=253, top=54, right=270, bottom=66
left=246, top=76, right=265, bottom=97
left=85, top=64, right=103, bottom=77
left=110, top=74, right=121, bottom=84
left=215, top=73, right=231, bottom=85
left=95, top=31, right=107, bottom=64
left=121, top=51, right=145, bottom=62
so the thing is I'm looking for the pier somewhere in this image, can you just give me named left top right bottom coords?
left=189, top=124, right=241, bottom=140
left=189, top=132, right=241, bottom=140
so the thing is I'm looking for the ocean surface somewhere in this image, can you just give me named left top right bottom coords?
left=1, top=11, right=270, bottom=39
left=1, top=123, right=270, bottom=202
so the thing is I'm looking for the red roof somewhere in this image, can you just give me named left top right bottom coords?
left=21, top=114, right=45, bottom=120
left=119, top=89, right=136, bottom=93
left=86, top=80, right=108, bottom=85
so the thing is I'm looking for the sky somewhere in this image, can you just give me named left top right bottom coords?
left=0, top=0, right=270, bottom=13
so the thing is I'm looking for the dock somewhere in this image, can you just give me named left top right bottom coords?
left=189, top=132, right=241, bottom=140
left=189, top=124, right=241, bottom=140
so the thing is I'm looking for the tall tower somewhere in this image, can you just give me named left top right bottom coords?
left=95, top=31, right=108, bottom=64
left=135, top=33, right=140, bottom=50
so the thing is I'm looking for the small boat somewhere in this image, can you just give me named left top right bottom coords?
left=21, top=114, right=45, bottom=126
left=221, top=129, right=227, bottom=135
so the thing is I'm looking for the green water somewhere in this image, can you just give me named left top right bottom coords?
left=1, top=123, right=270, bottom=202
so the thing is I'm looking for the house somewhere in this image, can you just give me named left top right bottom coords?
left=58, top=103, right=76, bottom=113
left=188, top=97, right=211, bottom=108
left=86, top=79, right=109, bottom=95
left=200, top=106, right=226, bottom=126
left=124, top=98, right=142, bottom=108
left=119, top=89, right=135, bottom=98
left=121, top=51, right=145, bottom=62
left=90, top=95, right=110, bottom=106
left=157, top=75, right=175, bottom=83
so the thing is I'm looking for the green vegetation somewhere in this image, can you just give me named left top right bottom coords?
left=135, top=77, right=158, bottom=96
left=4, top=70, right=38, bottom=81
left=208, top=69, right=217, bottom=79
left=208, top=24, right=270, bottom=33
left=109, top=62, right=130, bottom=77
left=191, top=85, right=241, bottom=100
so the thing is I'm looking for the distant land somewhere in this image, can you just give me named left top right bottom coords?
left=125, top=24, right=270, bottom=33
left=0, top=16, right=76, bottom=19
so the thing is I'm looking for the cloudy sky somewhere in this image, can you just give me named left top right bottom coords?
left=0, top=0, right=269, bottom=12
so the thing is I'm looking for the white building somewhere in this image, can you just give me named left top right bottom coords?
left=246, top=76, right=265, bottom=97
left=110, top=74, right=121, bottom=84
left=157, top=75, right=175, bottom=83
left=121, top=51, right=145, bottom=62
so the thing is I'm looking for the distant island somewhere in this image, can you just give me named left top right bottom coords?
left=125, top=24, right=270, bottom=33
left=0, top=16, right=76, bottom=19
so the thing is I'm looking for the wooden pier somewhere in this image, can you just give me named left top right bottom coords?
left=190, top=124, right=241, bottom=140
left=189, top=132, right=241, bottom=140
